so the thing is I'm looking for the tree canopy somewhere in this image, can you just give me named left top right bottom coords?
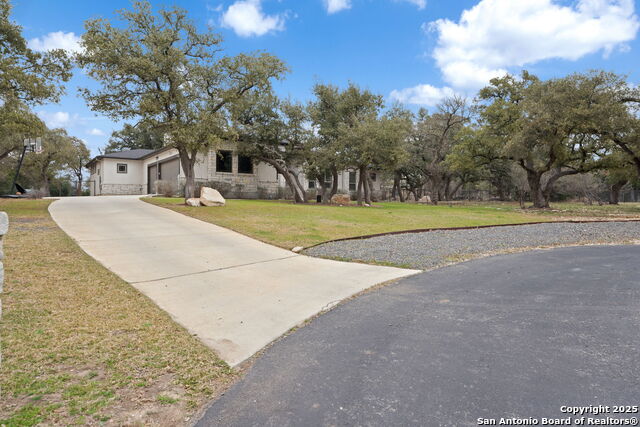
left=104, top=123, right=165, bottom=153
left=77, top=1, right=288, bottom=199
left=452, top=71, right=629, bottom=207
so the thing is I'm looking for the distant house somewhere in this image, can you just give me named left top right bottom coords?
left=85, top=144, right=384, bottom=199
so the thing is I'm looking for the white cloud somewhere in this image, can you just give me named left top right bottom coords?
left=221, top=0, right=286, bottom=37
left=390, top=84, right=456, bottom=106
left=28, top=31, right=82, bottom=53
left=37, top=111, right=74, bottom=128
left=428, top=0, right=639, bottom=90
left=395, top=0, right=426, bottom=9
left=87, top=128, right=105, bottom=136
left=324, top=0, right=351, bottom=14
left=392, top=0, right=639, bottom=106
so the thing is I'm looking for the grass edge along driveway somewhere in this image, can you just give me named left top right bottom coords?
left=143, top=198, right=640, bottom=249
left=0, top=199, right=235, bottom=427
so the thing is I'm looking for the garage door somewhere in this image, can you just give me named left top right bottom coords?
left=148, top=158, right=180, bottom=194
left=160, top=158, right=179, bottom=181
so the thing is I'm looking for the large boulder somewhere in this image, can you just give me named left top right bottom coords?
left=186, top=198, right=202, bottom=207
left=330, top=193, right=351, bottom=205
left=200, top=187, right=226, bottom=207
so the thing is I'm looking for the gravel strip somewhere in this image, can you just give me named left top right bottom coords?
left=304, top=221, right=640, bottom=269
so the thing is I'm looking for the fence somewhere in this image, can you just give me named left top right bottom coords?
left=619, top=189, right=640, bottom=203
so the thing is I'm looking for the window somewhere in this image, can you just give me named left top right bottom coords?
left=370, top=172, right=377, bottom=182
left=216, top=150, right=233, bottom=173
left=117, top=163, right=128, bottom=174
left=238, top=155, right=253, bottom=174
left=321, top=172, right=332, bottom=187
left=308, top=180, right=316, bottom=189
left=349, top=171, right=357, bottom=191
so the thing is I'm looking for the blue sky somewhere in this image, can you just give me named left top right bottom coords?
left=12, top=0, right=640, bottom=155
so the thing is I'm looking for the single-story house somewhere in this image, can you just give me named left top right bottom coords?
left=85, top=145, right=384, bottom=199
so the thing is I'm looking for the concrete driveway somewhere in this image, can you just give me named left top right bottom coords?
left=196, top=245, right=640, bottom=426
left=49, top=196, right=418, bottom=366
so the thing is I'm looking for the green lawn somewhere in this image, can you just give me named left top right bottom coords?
left=142, top=198, right=640, bottom=249
left=0, top=200, right=235, bottom=426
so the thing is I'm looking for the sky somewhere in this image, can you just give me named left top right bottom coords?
left=12, top=0, right=640, bottom=156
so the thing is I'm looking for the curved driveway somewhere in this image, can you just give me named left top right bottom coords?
left=48, top=196, right=417, bottom=366
left=197, top=245, right=640, bottom=426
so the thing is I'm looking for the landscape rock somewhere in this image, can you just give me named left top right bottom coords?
left=291, top=246, right=304, bottom=253
left=0, top=212, right=7, bottom=235
left=418, top=195, right=432, bottom=204
left=200, top=187, right=226, bottom=207
left=330, top=194, right=351, bottom=205
left=186, top=198, right=202, bottom=207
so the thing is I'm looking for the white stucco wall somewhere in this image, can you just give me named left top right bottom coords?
left=97, top=158, right=145, bottom=195
left=87, top=160, right=103, bottom=196
left=102, top=158, right=144, bottom=185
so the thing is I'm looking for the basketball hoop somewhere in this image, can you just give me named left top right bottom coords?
left=23, top=137, right=43, bottom=154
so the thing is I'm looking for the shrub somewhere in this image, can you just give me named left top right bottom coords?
left=156, top=180, right=177, bottom=197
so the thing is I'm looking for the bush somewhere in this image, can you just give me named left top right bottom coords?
left=155, top=180, right=178, bottom=197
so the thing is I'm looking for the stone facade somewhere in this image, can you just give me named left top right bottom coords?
left=0, top=211, right=7, bottom=294
left=196, top=148, right=284, bottom=199
left=100, top=184, right=145, bottom=195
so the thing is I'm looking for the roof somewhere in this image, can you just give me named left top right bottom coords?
left=101, top=149, right=156, bottom=160
left=85, top=147, right=172, bottom=168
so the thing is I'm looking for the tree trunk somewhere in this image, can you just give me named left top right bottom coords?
left=526, top=170, right=548, bottom=208
left=542, top=169, right=579, bottom=208
left=40, top=175, right=50, bottom=197
left=448, top=181, right=463, bottom=200
left=75, top=173, right=83, bottom=196
left=496, top=184, right=506, bottom=202
left=261, top=158, right=306, bottom=203
left=609, top=179, right=627, bottom=205
left=179, top=149, right=198, bottom=200
left=330, top=167, right=339, bottom=199
left=318, top=179, right=327, bottom=204
left=363, top=169, right=372, bottom=205
left=443, top=177, right=451, bottom=201
left=356, top=168, right=364, bottom=206
left=289, top=169, right=308, bottom=203
left=392, top=173, right=400, bottom=201
left=366, top=172, right=375, bottom=202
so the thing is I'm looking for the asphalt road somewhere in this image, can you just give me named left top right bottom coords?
left=196, top=245, right=640, bottom=427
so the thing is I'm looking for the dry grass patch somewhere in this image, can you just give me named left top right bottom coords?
left=0, top=199, right=235, bottom=426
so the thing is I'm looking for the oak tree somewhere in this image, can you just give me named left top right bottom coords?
left=77, top=1, right=287, bottom=199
